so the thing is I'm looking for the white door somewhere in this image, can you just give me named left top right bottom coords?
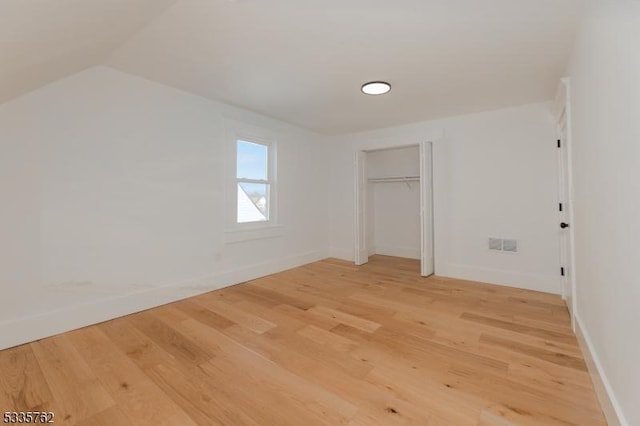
left=557, top=111, right=574, bottom=322
left=420, top=142, right=434, bottom=276
left=354, top=151, right=368, bottom=265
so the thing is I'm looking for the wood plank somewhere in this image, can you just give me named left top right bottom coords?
left=461, top=311, right=578, bottom=346
left=193, top=295, right=277, bottom=334
left=0, top=344, right=53, bottom=412
left=447, top=362, right=604, bottom=425
left=66, top=327, right=196, bottom=426
left=173, top=299, right=236, bottom=330
left=0, top=255, right=606, bottom=425
left=29, top=336, right=114, bottom=424
left=479, top=333, right=588, bottom=371
left=143, top=361, right=259, bottom=425
left=233, top=281, right=315, bottom=310
left=297, top=324, right=358, bottom=353
left=178, top=318, right=358, bottom=425
left=75, top=406, right=135, bottom=426
left=308, top=305, right=381, bottom=333
left=126, top=312, right=213, bottom=365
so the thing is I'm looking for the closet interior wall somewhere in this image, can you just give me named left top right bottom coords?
left=366, top=146, right=421, bottom=259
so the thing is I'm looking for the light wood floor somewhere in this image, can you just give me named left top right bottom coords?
left=0, top=256, right=605, bottom=425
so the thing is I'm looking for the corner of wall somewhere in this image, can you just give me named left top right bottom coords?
left=329, top=247, right=353, bottom=262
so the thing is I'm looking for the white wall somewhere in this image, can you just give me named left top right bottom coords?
left=0, top=66, right=329, bottom=350
left=367, top=146, right=421, bottom=259
left=328, top=102, right=560, bottom=294
left=567, top=1, right=640, bottom=424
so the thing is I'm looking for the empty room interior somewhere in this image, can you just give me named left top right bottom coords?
left=1, top=0, right=638, bottom=425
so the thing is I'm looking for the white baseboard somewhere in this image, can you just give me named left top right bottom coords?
left=443, top=263, right=561, bottom=295
left=575, top=313, right=628, bottom=426
left=374, top=245, right=421, bottom=260
left=0, top=249, right=328, bottom=351
left=215, top=250, right=328, bottom=287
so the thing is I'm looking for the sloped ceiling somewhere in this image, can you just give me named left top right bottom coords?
left=2, top=0, right=584, bottom=134
left=0, top=0, right=175, bottom=105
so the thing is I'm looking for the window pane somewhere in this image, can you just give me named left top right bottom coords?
left=237, top=182, right=269, bottom=223
left=237, top=140, right=267, bottom=180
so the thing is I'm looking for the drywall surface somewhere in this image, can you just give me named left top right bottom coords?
left=328, top=102, right=560, bottom=294
left=0, top=66, right=329, bottom=349
left=367, top=146, right=421, bottom=259
left=567, top=1, right=640, bottom=423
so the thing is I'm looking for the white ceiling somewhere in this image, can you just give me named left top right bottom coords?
left=2, top=0, right=584, bottom=134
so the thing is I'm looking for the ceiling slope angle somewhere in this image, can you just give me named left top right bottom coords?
left=106, top=0, right=584, bottom=134
left=2, top=0, right=585, bottom=134
left=0, top=0, right=176, bottom=105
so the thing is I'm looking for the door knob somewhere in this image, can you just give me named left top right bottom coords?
left=560, top=222, right=569, bottom=229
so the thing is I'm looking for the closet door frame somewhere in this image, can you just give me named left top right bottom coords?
left=419, top=141, right=435, bottom=276
left=354, top=150, right=368, bottom=265
left=353, top=142, right=435, bottom=276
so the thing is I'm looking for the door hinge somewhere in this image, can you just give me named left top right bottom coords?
left=559, top=203, right=563, bottom=212
left=561, top=267, right=565, bottom=276
left=557, top=139, right=561, bottom=148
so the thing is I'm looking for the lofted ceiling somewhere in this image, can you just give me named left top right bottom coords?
left=2, top=0, right=584, bottom=134
left=0, top=0, right=176, bottom=106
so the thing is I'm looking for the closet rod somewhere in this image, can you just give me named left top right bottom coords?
left=367, top=176, right=420, bottom=183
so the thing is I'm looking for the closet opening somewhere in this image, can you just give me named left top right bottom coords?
left=354, top=142, right=434, bottom=276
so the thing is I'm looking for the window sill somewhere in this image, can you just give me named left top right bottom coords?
left=224, top=224, right=285, bottom=244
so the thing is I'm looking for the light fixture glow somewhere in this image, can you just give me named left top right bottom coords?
left=361, top=81, right=391, bottom=95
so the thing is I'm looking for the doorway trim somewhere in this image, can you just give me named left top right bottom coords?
left=354, top=150, right=368, bottom=265
left=555, top=78, right=577, bottom=331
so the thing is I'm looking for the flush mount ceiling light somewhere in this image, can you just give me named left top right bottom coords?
left=361, top=81, right=391, bottom=95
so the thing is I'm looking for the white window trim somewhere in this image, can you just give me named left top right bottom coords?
left=224, top=119, right=282, bottom=243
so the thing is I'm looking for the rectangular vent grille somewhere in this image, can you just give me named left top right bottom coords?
left=503, top=239, right=518, bottom=252
left=489, top=238, right=503, bottom=251
left=489, top=237, right=518, bottom=253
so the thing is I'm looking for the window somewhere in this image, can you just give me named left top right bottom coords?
left=236, top=139, right=273, bottom=224
left=224, top=120, right=281, bottom=243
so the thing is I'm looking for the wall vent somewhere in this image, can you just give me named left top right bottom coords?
left=489, top=237, right=518, bottom=253
left=488, top=238, right=503, bottom=251
left=502, top=239, right=518, bottom=253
